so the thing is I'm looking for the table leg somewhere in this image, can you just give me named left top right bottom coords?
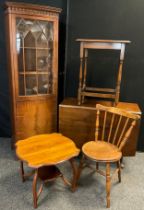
left=33, top=169, right=38, bottom=208
left=76, top=154, right=85, bottom=184
left=32, top=166, right=61, bottom=208
left=19, top=161, right=35, bottom=182
left=69, top=158, right=78, bottom=192
left=20, top=161, right=25, bottom=182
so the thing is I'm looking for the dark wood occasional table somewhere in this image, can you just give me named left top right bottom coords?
left=16, top=133, right=80, bottom=208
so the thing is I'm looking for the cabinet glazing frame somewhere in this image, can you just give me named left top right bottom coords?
left=13, top=14, right=58, bottom=99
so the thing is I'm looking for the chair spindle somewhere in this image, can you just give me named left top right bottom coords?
left=95, top=109, right=100, bottom=141
left=108, top=113, right=115, bottom=142
left=117, top=118, right=129, bottom=147
left=119, top=120, right=136, bottom=150
left=102, top=111, right=107, bottom=140
left=112, top=115, right=122, bottom=145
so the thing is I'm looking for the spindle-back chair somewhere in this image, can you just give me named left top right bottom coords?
left=76, top=104, right=140, bottom=208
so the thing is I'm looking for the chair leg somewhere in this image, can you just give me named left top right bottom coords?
left=33, top=169, right=38, bottom=208
left=106, top=163, right=111, bottom=208
left=120, top=157, right=124, bottom=168
left=117, top=161, right=121, bottom=183
left=20, top=161, right=25, bottom=182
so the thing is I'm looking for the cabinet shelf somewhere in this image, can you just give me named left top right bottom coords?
left=19, top=47, right=52, bottom=50
left=19, top=71, right=49, bottom=75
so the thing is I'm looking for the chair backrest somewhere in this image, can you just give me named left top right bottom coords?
left=95, top=104, right=140, bottom=151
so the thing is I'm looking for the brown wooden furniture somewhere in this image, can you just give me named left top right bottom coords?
left=76, top=104, right=140, bottom=208
left=76, top=39, right=130, bottom=105
left=16, top=133, right=80, bottom=208
left=59, top=98, right=141, bottom=156
left=5, top=2, right=61, bottom=147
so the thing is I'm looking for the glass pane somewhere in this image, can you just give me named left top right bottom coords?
left=26, top=75, right=37, bottom=95
left=30, top=21, right=42, bottom=39
left=24, top=31, right=36, bottom=48
left=25, top=49, right=36, bottom=71
left=37, top=32, right=48, bottom=48
left=17, top=47, right=24, bottom=72
left=19, top=75, right=25, bottom=95
left=38, top=74, right=48, bottom=94
left=47, top=22, right=54, bottom=49
left=16, top=32, right=23, bottom=52
left=38, top=21, right=48, bottom=31
left=48, top=49, right=53, bottom=70
left=16, top=18, right=29, bottom=38
left=37, top=49, right=48, bottom=71
left=37, top=21, right=53, bottom=49
left=44, top=22, right=53, bottom=40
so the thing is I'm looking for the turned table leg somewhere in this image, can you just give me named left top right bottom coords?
left=76, top=154, right=85, bottom=184
left=19, top=161, right=35, bottom=182
left=33, top=169, right=38, bottom=208
left=20, top=161, right=25, bottom=182
left=69, top=158, right=78, bottom=192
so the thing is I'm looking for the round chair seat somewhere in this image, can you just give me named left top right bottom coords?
left=82, top=141, right=122, bottom=162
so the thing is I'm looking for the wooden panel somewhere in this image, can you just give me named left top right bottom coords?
left=59, top=98, right=141, bottom=156
left=15, top=98, right=57, bottom=141
left=83, top=42, right=122, bottom=50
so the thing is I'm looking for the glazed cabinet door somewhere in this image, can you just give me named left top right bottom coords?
left=16, top=17, right=56, bottom=96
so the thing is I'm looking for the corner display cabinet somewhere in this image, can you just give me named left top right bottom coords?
left=5, top=2, right=61, bottom=147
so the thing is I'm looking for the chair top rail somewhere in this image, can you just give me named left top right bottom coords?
left=96, top=104, right=140, bottom=120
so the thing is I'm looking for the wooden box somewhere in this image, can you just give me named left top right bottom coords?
left=59, top=98, right=141, bottom=156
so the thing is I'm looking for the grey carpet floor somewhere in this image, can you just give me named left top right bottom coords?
left=0, top=138, right=144, bottom=210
